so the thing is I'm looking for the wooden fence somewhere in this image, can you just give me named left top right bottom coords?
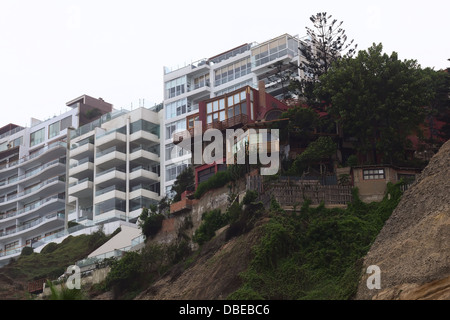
left=267, top=184, right=352, bottom=207
left=247, top=175, right=353, bottom=207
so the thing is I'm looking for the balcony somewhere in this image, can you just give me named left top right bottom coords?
left=0, top=212, right=64, bottom=240
left=205, top=114, right=249, bottom=132
left=170, top=198, right=193, bottom=215
left=96, top=147, right=126, bottom=168
left=69, top=178, right=93, bottom=198
left=130, top=148, right=159, bottom=164
left=0, top=141, right=66, bottom=174
left=186, top=81, right=211, bottom=101
left=130, top=167, right=159, bottom=184
left=95, top=168, right=126, bottom=187
left=95, top=130, right=126, bottom=149
left=130, top=130, right=159, bottom=145
left=0, top=176, right=65, bottom=207
left=129, top=187, right=159, bottom=202
left=94, top=185, right=126, bottom=204
left=69, top=158, right=94, bottom=180
left=70, top=141, right=94, bottom=160
left=0, top=193, right=65, bottom=223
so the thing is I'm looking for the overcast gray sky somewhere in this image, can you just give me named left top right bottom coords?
left=0, top=0, right=449, bottom=128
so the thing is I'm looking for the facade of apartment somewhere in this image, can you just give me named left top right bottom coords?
left=162, top=33, right=308, bottom=197
left=67, top=106, right=161, bottom=227
left=0, top=95, right=112, bottom=265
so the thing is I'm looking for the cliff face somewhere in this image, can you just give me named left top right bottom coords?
left=356, top=140, right=450, bottom=300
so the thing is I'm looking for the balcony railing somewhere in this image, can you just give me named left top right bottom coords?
left=0, top=141, right=66, bottom=172
left=0, top=212, right=64, bottom=238
left=0, top=176, right=65, bottom=204
left=0, top=193, right=64, bottom=221
left=205, top=114, right=249, bottom=131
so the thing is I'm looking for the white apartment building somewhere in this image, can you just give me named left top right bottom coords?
left=161, top=33, right=308, bottom=197
left=0, top=95, right=113, bottom=266
left=67, top=106, right=161, bottom=226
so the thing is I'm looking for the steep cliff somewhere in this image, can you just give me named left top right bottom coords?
left=356, top=140, right=450, bottom=300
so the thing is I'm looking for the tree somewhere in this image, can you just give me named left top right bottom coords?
left=291, top=12, right=357, bottom=106
left=171, top=166, right=195, bottom=202
left=138, top=207, right=164, bottom=240
left=292, top=136, right=337, bottom=174
left=317, top=43, right=437, bottom=164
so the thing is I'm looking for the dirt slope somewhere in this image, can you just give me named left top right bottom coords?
left=136, top=220, right=266, bottom=300
left=355, top=140, right=450, bottom=300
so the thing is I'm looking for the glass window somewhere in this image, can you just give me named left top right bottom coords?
left=60, top=116, right=72, bottom=130
left=48, top=121, right=60, bottom=139
left=207, top=115, right=212, bottom=124
left=30, top=128, right=45, bottom=147
left=219, top=111, right=226, bottom=121
left=229, top=107, right=235, bottom=118
left=235, top=105, right=241, bottom=116
left=228, top=96, right=233, bottom=107
left=241, top=101, right=247, bottom=115
left=219, top=99, right=225, bottom=110
left=213, top=100, right=219, bottom=112
left=207, top=103, right=212, bottom=113
left=363, top=169, right=385, bottom=180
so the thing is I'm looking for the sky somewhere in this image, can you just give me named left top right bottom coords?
left=0, top=0, right=449, bottom=128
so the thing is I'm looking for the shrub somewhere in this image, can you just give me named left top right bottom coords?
left=139, top=208, right=165, bottom=240
left=21, top=246, right=34, bottom=256
left=193, top=209, right=228, bottom=245
left=104, top=251, right=142, bottom=296
left=194, top=171, right=231, bottom=199
left=40, top=242, right=58, bottom=254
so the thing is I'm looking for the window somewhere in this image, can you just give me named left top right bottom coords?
left=187, top=115, right=199, bottom=129
left=193, top=73, right=210, bottom=89
left=60, top=116, right=72, bottom=131
left=165, top=143, right=190, bottom=161
left=363, top=169, right=385, bottom=180
left=165, top=76, right=186, bottom=99
left=30, top=128, right=45, bottom=147
left=48, top=121, right=60, bottom=139
left=11, top=137, right=22, bottom=147
left=5, top=240, right=19, bottom=251
left=213, top=57, right=251, bottom=87
left=165, top=160, right=189, bottom=182
left=206, top=90, right=247, bottom=124
left=165, top=119, right=187, bottom=140
left=130, top=119, right=159, bottom=137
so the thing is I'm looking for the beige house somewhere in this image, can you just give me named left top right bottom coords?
left=352, top=165, right=421, bottom=203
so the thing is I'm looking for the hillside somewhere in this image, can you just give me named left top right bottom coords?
left=355, top=139, right=450, bottom=300
left=0, top=228, right=114, bottom=300
left=135, top=221, right=265, bottom=300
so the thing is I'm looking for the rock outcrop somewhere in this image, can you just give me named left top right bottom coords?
left=356, top=140, right=450, bottom=300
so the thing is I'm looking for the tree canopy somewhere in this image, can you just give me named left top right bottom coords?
left=317, top=43, right=439, bottom=164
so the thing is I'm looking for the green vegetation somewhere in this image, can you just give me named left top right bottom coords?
left=138, top=207, right=165, bottom=240
left=171, top=166, right=195, bottom=202
left=228, top=183, right=403, bottom=300
left=102, top=239, right=192, bottom=299
left=194, top=171, right=231, bottom=199
left=46, top=280, right=86, bottom=300
left=1, top=227, right=112, bottom=283
left=193, top=190, right=265, bottom=245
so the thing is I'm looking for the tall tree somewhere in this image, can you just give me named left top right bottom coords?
left=291, top=12, right=358, bottom=106
left=171, top=166, right=195, bottom=202
left=317, top=43, right=436, bottom=165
